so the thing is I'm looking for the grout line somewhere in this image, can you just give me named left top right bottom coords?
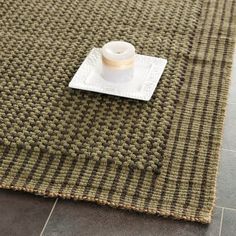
left=228, top=102, right=236, bottom=105
left=219, top=207, right=224, bottom=236
left=40, top=198, right=58, bottom=236
left=221, top=148, right=236, bottom=153
left=216, top=205, right=236, bottom=211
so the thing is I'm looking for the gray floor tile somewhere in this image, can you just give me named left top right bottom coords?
left=0, top=189, right=55, bottom=236
left=222, top=105, right=236, bottom=150
left=216, top=149, right=236, bottom=209
left=43, top=200, right=221, bottom=236
left=221, top=209, right=236, bottom=236
left=228, top=72, right=236, bottom=104
left=228, top=52, right=236, bottom=104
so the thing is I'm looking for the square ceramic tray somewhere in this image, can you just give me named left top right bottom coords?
left=69, top=48, right=167, bottom=101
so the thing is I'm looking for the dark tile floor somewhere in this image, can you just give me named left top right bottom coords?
left=0, top=53, right=235, bottom=236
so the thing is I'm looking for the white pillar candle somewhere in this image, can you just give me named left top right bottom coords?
left=101, top=41, right=135, bottom=83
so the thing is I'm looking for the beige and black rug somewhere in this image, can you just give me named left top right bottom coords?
left=0, top=0, right=235, bottom=223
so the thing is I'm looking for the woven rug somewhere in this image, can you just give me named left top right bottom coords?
left=0, top=0, right=235, bottom=223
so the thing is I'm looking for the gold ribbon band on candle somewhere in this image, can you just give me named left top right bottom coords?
left=102, top=55, right=134, bottom=69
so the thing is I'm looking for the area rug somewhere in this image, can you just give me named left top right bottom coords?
left=0, top=0, right=235, bottom=223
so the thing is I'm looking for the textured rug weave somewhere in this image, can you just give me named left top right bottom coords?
left=0, top=0, right=235, bottom=223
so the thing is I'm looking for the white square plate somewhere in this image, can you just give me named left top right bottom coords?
left=69, top=48, right=167, bottom=101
